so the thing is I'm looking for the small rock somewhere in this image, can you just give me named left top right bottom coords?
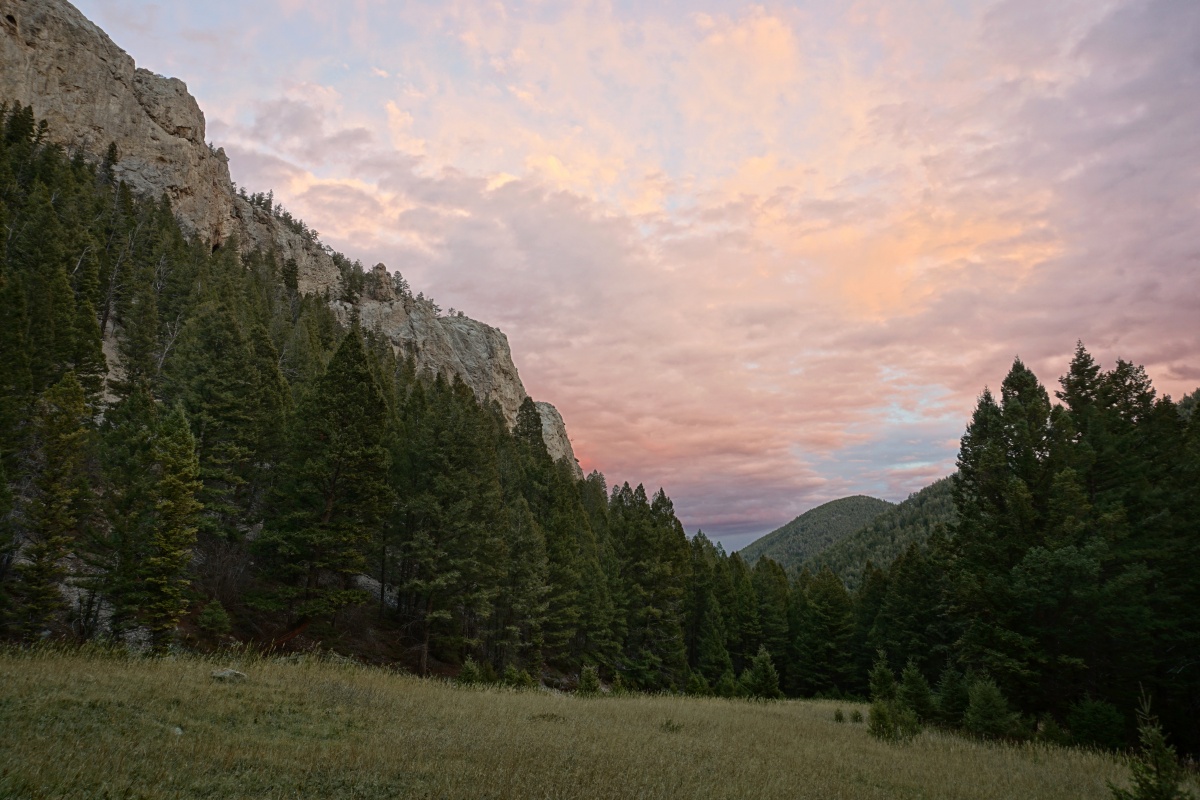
left=210, top=668, right=246, bottom=681
left=172, top=726, right=184, bottom=736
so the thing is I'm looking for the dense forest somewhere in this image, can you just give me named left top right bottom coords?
left=1, top=105, right=1197, bottom=756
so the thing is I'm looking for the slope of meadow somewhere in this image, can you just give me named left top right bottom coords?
left=0, top=647, right=1160, bottom=800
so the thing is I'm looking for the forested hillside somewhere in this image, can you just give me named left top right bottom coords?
left=738, top=495, right=893, bottom=570
left=2, top=106, right=1198, bottom=756
left=803, top=478, right=956, bottom=590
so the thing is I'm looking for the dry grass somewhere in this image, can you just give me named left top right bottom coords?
left=0, top=647, right=1181, bottom=800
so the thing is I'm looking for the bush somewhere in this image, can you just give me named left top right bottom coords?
left=611, top=672, right=628, bottom=695
left=935, top=666, right=970, bottom=726
left=686, top=672, right=711, bottom=696
left=834, top=708, right=845, bottom=723
left=1109, top=695, right=1195, bottom=800
left=850, top=709, right=864, bottom=724
left=714, top=669, right=738, bottom=698
left=578, top=664, right=601, bottom=695
left=1037, top=716, right=1073, bottom=747
left=503, top=664, right=536, bottom=690
left=898, top=660, right=937, bottom=723
left=963, top=677, right=1019, bottom=739
left=1069, top=698, right=1127, bottom=751
left=457, top=657, right=482, bottom=686
left=197, top=601, right=231, bottom=635
left=868, top=699, right=921, bottom=743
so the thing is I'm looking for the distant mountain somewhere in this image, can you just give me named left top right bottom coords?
left=804, top=476, right=957, bottom=590
left=738, top=496, right=894, bottom=570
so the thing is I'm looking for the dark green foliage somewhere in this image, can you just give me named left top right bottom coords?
left=1109, top=697, right=1195, bottom=800
left=850, top=709, right=863, bottom=724
left=869, top=650, right=897, bottom=702
left=868, top=699, right=921, bottom=743
left=963, top=677, right=1019, bottom=740
left=1069, top=698, right=1127, bottom=751
left=685, top=672, right=710, bottom=696
left=197, top=600, right=232, bottom=635
left=8, top=373, right=93, bottom=638
left=255, top=329, right=393, bottom=621
left=935, top=666, right=970, bottom=727
left=898, top=659, right=937, bottom=723
left=833, top=708, right=845, bottom=723
left=142, top=404, right=203, bottom=650
left=457, top=657, right=483, bottom=685
left=502, top=664, right=537, bottom=689
left=740, top=645, right=783, bottom=699
left=578, top=664, right=601, bottom=695
left=739, top=495, right=893, bottom=571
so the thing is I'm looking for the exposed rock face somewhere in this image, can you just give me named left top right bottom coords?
left=535, top=402, right=582, bottom=478
left=340, top=297, right=582, bottom=477
left=0, top=0, right=340, bottom=296
left=1, top=0, right=579, bottom=474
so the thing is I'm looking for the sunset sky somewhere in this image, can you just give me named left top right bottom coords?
left=75, top=0, right=1200, bottom=550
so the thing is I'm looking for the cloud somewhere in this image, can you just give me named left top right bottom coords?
left=79, top=0, right=1200, bottom=546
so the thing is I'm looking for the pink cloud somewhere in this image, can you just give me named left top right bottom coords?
left=71, top=0, right=1200, bottom=544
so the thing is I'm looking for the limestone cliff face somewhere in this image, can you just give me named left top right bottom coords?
left=0, top=0, right=580, bottom=474
left=338, top=296, right=582, bottom=477
left=0, top=0, right=341, bottom=296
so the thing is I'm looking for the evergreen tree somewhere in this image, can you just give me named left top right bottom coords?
left=898, top=659, right=937, bottom=723
left=141, top=404, right=202, bottom=651
left=255, top=328, right=394, bottom=622
left=740, top=644, right=783, bottom=699
left=9, top=373, right=93, bottom=637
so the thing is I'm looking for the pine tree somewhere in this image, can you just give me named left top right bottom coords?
left=741, top=645, right=783, bottom=699
left=255, top=328, right=394, bottom=621
left=963, top=677, right=1019, bottom=739
left=898, top=659, right=937, bottom=723
left=9, top=373, right=93, bottom=637
left=1109, top=695, right=1195, bottom=800
left=141, top=404, right=202, bottom=651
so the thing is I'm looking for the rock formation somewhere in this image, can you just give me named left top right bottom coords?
left=0, top=0, right=580, bottom=476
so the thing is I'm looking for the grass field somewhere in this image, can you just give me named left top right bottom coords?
left=0, top=647, right=1186, bottom=800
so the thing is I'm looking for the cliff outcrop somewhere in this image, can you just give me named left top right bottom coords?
left=0, top=0, right=580, bottom=475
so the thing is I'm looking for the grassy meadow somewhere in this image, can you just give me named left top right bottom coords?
left=0, top=647, right=1182, bottom=800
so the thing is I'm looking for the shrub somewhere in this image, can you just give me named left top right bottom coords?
left=457, top=657, right=482, bottom=686
left=868, top=699, right=921, bottom=743
left=714, top=669, right=738, bottom=699
left=834, top=708, right=845, bottom=723
left=850, top=709, right=864, bottom=724
left=963, top=677, right=1019, bottom=740
left=197, top=601, right=231, bottom=635
left=610, top=672, right=628, bottom=695
left=503, top=664, right=536, bottom=690
left=1069, top=698, right=1127, bottom=751
left=686, top=672, right=711, bottom=696
left=898, top=660, right=937, bottom=723
left=1037, top=716, right=1073, bottom=747
left=935, top=666, right=970, bottom=727
left=1108, top=695, right=1195, bottom=800
left=578, top=665, right=601, bottom=695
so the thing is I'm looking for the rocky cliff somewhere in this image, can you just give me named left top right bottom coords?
left=0, top=0, right=580, bottom=475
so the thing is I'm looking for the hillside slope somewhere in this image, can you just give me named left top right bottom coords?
left=804, top=476, right=957, bottom=589
left=0, top=0, right=579, bottom=473
left=738, top=496, right=893, bottom=570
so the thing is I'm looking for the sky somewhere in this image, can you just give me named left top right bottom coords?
left=75, top=0, right=1200, bottom=551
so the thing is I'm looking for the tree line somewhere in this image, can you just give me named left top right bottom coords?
left=1, top=105, right=1196, bottom=755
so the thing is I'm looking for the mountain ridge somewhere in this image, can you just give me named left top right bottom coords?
left=737, top=495, right=894, bottom=570
left=0, top=0, right=580, bottom=474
